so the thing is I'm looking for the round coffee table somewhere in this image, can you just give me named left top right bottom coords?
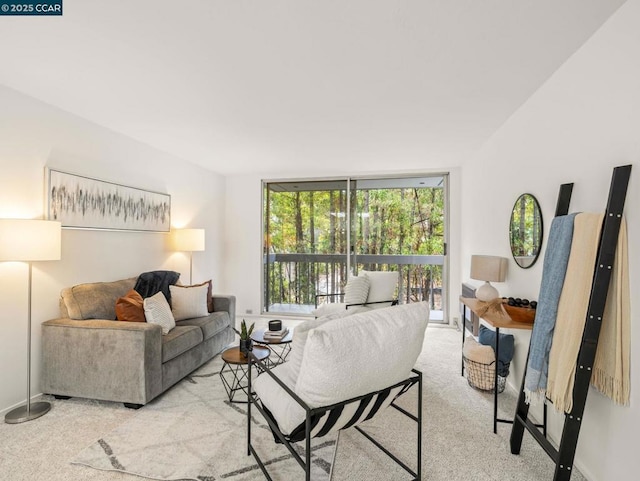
left=251, top=328, right=293, bottom=367
left=219, top=345, right=270, bottom=403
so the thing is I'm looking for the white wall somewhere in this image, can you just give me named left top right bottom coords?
left=222, top=174, right=263, bottom=316
left=461, top=1, right=640, bottom=479
left=223, top=169, right=461, bottom=325
left=0, top=85, right=226, bottom=414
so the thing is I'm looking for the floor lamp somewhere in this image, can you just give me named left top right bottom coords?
left=0, top=219, right=62, bottom=424
left=171, top=228, right=205, bottom=284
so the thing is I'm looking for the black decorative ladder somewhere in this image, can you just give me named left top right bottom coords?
left=510, top=164, right=632, bottom=481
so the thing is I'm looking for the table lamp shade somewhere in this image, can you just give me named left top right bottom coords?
left=171, top=228, right=205, bottom=252
left=470, top=255, right=507, bottom=283
left=0, top=220, right=62, bottom=261
left=470, top=255, right=508, bottom=302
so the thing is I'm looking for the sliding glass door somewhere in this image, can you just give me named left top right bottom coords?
left=263, top=175, right=448, bottom=322
left=351, top=177, right=446, bottom=321
left=263, top=180, right=351, bottom=314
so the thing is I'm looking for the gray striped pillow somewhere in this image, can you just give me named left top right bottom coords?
left=344, top=275, right=370, bottom=306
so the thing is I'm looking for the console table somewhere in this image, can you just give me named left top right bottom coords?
left=460, top=297, right=545, bottom=434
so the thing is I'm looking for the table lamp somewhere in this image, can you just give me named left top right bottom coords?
left=171, top=228, right=205, bottom=284
left=470, top=255, right=508, bottom=302
left=0, top=219, right=62, bottom=423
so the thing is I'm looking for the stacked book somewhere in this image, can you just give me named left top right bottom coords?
left=263, top=327, right=289, bottom=341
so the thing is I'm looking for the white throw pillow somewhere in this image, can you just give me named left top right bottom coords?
left=143, top=292, right=176, bottom=335
left=361, top=270, right=397, bottom=309
left=295, top=302, right=429, bottom=408
left=343, top=275, right=370, bottom=306
left=169, top=284, right=209, bottom=321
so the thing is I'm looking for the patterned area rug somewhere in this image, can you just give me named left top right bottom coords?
left=73, top=356, right=336, bottom=481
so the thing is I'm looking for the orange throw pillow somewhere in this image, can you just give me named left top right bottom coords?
left=115, top=289, right=146, bottom=322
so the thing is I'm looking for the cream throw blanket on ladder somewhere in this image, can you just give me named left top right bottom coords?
left=547, top=213, right=630, bottom=413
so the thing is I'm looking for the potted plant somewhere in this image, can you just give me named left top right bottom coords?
left=235, top=319, right=255, bottom=356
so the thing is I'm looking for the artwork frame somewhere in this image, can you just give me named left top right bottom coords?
left=46, top=168, right=171, bottom=232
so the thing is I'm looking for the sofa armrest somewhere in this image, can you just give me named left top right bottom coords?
left=212, top=295, right=236, bottom=323
left=41, top=318, right=163, bottom=405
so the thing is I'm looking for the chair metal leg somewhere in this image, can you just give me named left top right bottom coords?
left=418, top=371, right=423, bottom=480
left=247, top=355, right=252, bottom=456
left=306, top=415, right=312, bottom=481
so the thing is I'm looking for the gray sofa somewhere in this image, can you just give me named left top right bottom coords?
left=42, top=276, right=235, bottom=407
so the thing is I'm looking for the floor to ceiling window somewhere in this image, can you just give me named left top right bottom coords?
left=263, top=175, right=448, bottom=322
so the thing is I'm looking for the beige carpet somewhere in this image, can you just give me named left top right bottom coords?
left=332, top=327, right=587, bottom=481
left=72, top=357, right=336, bottom=480
left=0, top=326, right=587, bottom=481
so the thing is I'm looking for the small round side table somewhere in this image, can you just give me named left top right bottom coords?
left=219, top=345, right=270, bottom=403
left=251, top=328, right=294, bottom=367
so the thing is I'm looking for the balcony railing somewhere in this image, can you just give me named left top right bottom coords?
left=264, top=253, right=444, bottom=318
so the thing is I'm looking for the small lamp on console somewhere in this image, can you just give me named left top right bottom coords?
left=0, top=219, right=62, bottom=424
left=171, top=228, right=205, bottom=284
left=470, top=255, right=508, bottom=302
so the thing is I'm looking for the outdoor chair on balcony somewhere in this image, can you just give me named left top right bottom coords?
left=312, top=270, right=398, bottom=319
left=247, top=302, right=428, bottom=481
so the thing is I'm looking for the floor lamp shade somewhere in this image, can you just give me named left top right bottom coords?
left=0, top=219, right=61, bottom=424
left=470, top=255, right=508, bottom=301
left=170, top=228, right=205, bottom=284
left=171, top=228, right=205, bottom=252
left=0, top=219, right=62, bottom=261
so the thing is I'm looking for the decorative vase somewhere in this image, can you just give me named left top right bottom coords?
left=239, top=338, right=253, bottom=356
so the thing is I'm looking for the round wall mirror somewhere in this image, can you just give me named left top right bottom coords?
left=509, top=193, right=543, bottom=269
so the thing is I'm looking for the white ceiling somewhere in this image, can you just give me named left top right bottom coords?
left=0, top=0, right=626, bottom=176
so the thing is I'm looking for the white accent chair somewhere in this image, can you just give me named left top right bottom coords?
left=312, top=270, right=399, bottom=319
left=247, top=302, right=429, bottom=480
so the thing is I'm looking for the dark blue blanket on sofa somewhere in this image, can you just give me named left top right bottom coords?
left=134, top=270, right=180, bottom=303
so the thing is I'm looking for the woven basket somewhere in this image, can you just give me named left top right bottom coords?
left=463, top=355, right=506, bottom=393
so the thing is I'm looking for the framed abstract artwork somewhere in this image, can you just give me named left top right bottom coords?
left=47, top=168, right=171, bottom=232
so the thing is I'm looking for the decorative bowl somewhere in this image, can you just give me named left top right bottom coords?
left=503, top=303, right=536, bottom=323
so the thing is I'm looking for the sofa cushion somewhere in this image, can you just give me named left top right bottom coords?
left=295, top=302, right=429, bottom=407
left=60, top=277, right=137, bottom=320
left=170, top=284, right=209, bottom=321
left=162, top=325, right=204, bottom=363
left=144, top=292, right=176, bottom=335
left=176, top=311, right=230, bottom=341
left=115, top=289, right=146, bottom=322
